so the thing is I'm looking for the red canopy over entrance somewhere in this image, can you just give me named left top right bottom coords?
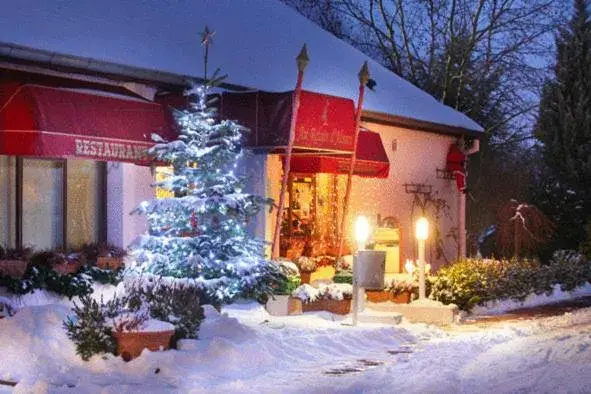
left=220, top=90, right=356, bottom=154
left=0, top=82, right=175, bottom=164
left=289, top=129, right=390, bottom=178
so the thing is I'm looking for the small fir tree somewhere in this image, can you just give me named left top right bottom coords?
left=129, top=71, right=280, bottom=305
left=535, top=0, right=591, bottom=251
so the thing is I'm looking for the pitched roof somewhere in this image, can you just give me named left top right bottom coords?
left=0, top=0, right=483, bottom=133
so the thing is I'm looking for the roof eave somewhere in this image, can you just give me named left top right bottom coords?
left=1, top=41, right=486, bottom=137
left=362, top=109, right=485, bottom=139
left=0, top=41, right=249, bottom=92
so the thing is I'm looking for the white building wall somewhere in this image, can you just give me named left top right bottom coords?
left=106, top=162, right=153, bottom=248
left=238, top=150, right=269, bottom=246
left=348, top=122, right=460, bottom=269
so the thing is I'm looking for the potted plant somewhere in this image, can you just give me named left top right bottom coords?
left=96, top=244, right=127, bottom=270
left=30, top=250, right=84, bottom=275
left=266, top=260, right=303, bottom=316
left=111, top=311, right=175, bottom=362
left=64, top=281, right=194, bottom=362
left=389, top=280, right=414, bottom=304
left=82, top=243, right=127, bottom=270
left=295, top=256, right=317, bottom=284
left=333, top=270, right=353, bottom=285
left=0, top=245, right=31, bottom=278
left=292, top=283, right=353, bottom=315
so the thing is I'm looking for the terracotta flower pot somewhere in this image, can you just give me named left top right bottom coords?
left=391, top=291, right=412, bottom=304
left=0, top=260, right=28, bottom=278
left=52, top=261, right=83, bottom=275
left=97, top=256, right=125, bottom=270
left=300, top=271, right=312, bottom=284
left=302, top=298, right=352, bottom=315
left=366, top=290, right=391, bottom=303
left=113, top=329, right=175, bottom=361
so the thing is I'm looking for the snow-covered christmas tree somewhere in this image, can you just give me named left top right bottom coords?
left=129, top=47, right=280, bottom=305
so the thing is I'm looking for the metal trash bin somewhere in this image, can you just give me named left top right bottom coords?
left=373, top=227, right=400, bottom=273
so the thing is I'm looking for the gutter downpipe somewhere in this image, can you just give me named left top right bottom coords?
left=459, top=139, right=480, bottom=259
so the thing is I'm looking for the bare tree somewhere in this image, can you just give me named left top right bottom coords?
left=282, top=0, right=569, bottom=254
left=283, top=0, right=567, bottom=145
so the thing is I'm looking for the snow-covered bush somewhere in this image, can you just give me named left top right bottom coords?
left=430, top=252, right=590, bottom=311
left=291, top=283, right=353, bottom=303
left=386, top=280, right=414, bottom=296
left=63, top=295, right=117, bottom=361
left=548, top=250, right=591, bottom=291
left=277, top=259, right=299, bottom=276
left=296, top=256, right=317, bottom=272
left=0, top=264, right=94, bottom=299
left=271, top=260, right=300, bottom=295
left=124, top=276, right=204, bottom=342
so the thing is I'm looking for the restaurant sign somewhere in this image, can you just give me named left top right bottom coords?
left=74, top=138, right=149, bottom=162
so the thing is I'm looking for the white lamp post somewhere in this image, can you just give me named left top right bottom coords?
left=415, top=217, right=429, bottom=300
left=352, top=216, right=370, bottom=326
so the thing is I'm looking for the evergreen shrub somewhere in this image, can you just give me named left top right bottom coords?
left=430, top=251, right=590, bottom=311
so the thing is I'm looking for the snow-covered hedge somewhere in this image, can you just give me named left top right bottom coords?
left=291, top=283, right=353, bottom=303
left=430, top=250, right=591, bottom=311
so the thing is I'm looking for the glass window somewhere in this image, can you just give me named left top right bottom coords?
left=154, top=166, right=174, bottom=199
left=67, top=159, right=102, bottom=248
left=287, top=175, right=315, bottom=237
left=0, top=156, right=16, bottom=247
left=22, top=159, right=64, bottom=249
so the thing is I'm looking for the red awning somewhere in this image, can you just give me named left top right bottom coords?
left=0, top=82, right=175, bottom=164
left=290, top=129, right=390, bottom=178
left=220, top=90, right=356, bottom=154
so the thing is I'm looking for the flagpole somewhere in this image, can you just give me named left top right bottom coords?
left=337, top=62, right=370, bottom=259
left=271, top=44, right=309, bottom=259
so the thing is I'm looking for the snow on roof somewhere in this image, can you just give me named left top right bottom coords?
left=0, top=0, right=483, bottom=133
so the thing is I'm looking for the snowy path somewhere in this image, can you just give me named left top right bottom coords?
left=213, top=305, right=591, bottom=394
left=2, top=299, right=591, bottom=393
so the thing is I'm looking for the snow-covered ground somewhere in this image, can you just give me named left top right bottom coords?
left=1, top=286, right=591, bottom=393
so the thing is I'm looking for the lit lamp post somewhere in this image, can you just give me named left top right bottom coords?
left=415, top=217, right=429, bottom=300
left=352, top=216, right=370, bottom=326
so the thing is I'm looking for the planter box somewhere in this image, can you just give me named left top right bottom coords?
left=0, top=260, right=28, bottom=278
left=113, top=329, right=174, bottom=361
left=302, top=298, right=352, bottom=315
left=52, top=261, right=83, bottom=275
left=391, top=291, right=412, bottom=304
left=266, top=295, right=303, bottom=316
left=366, top=290, right=412, bottom=304
left=97, top=256, right=125, bottom=270
left=366, top=290, right=391, bottom=303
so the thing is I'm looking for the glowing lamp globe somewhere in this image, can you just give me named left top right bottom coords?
left=415, top=217, right=429, bottom=241
left=354, top=216, right=370, bottom=250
